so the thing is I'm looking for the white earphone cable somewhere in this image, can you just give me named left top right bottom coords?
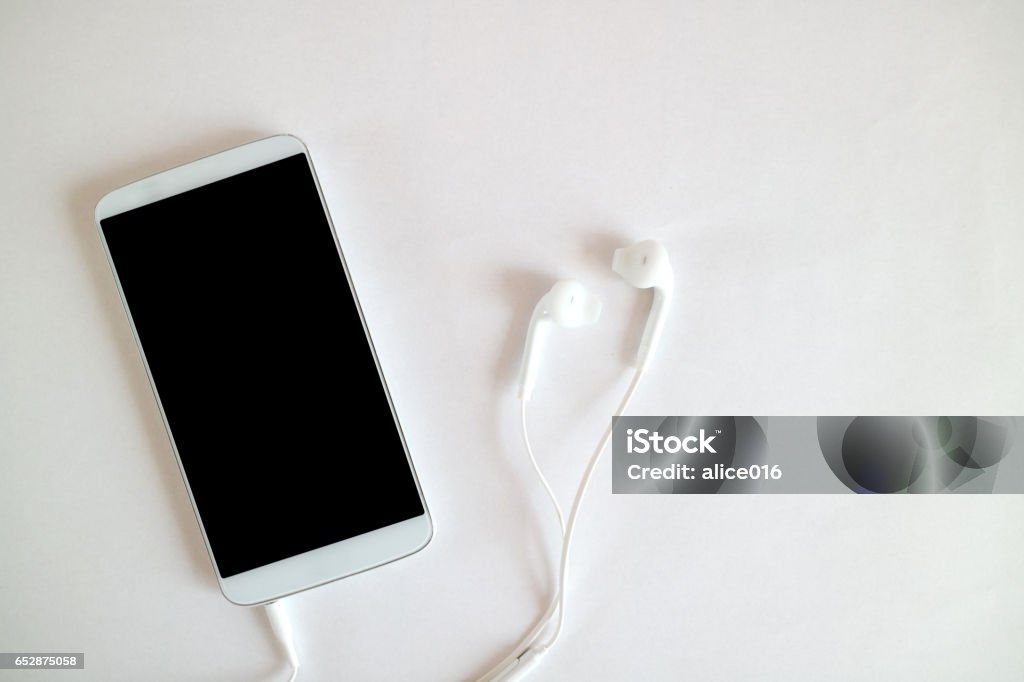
left=265, top=599, right=300, bottom=682
left=479, top=368, right=645, bottom=680
left=543, top=367, right=644, bottom=647
left=473, top=406, right=564, bottom=682
left=520, top=400, right=566, bottom=535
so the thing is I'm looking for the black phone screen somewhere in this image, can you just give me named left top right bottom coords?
left=100, top=152, right=425, bottom=578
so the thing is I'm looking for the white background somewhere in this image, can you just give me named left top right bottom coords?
left=2, top=1, right=1023, bottom=680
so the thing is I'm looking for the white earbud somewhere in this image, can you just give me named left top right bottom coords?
left=518, top=279, right=602, bottom=401
left=612, top=239, right=673, bottom=372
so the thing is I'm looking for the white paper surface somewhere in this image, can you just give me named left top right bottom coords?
left=1, top=1, right=1022, bottom=679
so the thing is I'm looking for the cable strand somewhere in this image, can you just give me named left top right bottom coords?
left=544, top=367, right=644, bottom=647
left=520, top=400, right=566, bottom=535
left=478, top=369, right=645, bottom=680
left=265, top=599, right=300, bottom=682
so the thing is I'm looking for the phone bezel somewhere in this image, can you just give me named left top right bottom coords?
left=95, top=134, right=433, bottom=606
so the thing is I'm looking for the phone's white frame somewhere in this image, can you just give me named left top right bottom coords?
left=95, top=134, right=433, bottom=606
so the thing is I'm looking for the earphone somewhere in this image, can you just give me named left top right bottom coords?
left=518, top=240, right=672, bottom=397
left=518, top=279, right=602, bottom=401
left=613, top=239, right=674, bottom=371
left=484, top=238, right=674, bottom=681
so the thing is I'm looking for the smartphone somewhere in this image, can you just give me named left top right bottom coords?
left=95, top=135, right=432, bottom=605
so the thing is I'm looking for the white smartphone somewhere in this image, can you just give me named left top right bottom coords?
left=95, top=134, right=432, bottom=605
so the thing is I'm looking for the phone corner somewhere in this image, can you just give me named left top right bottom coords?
left=93, top=190, right=116, bottom=229
left=217, top=580, right=264, bottom=608
left=274, top=133, right=311, bottom=154
left=412, top=512, right=435, bottom=555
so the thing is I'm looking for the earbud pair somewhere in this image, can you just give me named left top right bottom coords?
left=518, top=239, right=673, bottom=400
